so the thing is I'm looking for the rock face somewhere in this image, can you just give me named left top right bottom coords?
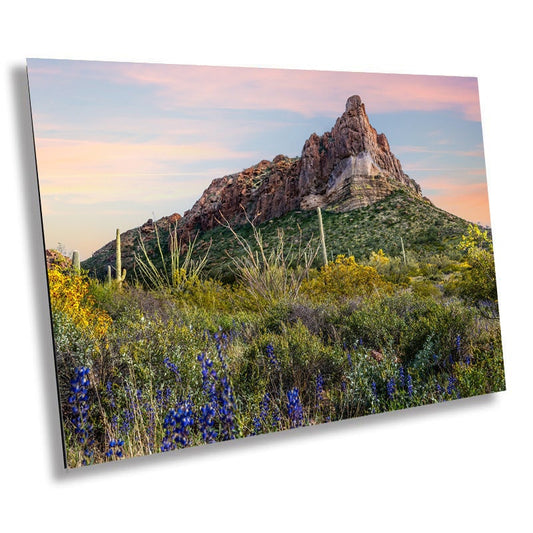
left=178, top=94, right=421, bottom=237
left=178, top=155, right=301, bottom=235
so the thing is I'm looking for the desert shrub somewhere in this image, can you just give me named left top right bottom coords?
left=238, top=321, right=344, bottom=406
left=340, top=291, right=476, bottom=365
left=176, top=277, right=235, bottom=312
left=302, top=255, right=392, bottom=302
left=48, top=268, right=112, bottom=339
left=456, top=224, right=498, bottom=303
left=410, top=279, right=442, bottom=298
left=225, top=222, right=317, bottom=313
left=368, top=249, right=390, bottom=269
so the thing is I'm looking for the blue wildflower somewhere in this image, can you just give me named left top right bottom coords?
left=315, top=373, right=324, bottom=407
left=105, top=438, right=125, bottom=459
left=399, top=367, right=406, bottom=388
left=287, top=388, right=303, bottom=428
left=218, top=375, right=236, bottom=440
left=265, top=343, right=280, bottom=371
left=371, top=381, right=378, bottom=400
left=164, top=357, right=181, bottom=382
left=198, top=402, right=217, bottom=443
left=447, top=375, right=458, bottom=396
left=161, top=397, right=195, bottom=452
left=346, top=351, right=353, bottom=369
left=68, top=367, right=93, bottom=462
left=106, top=381, right=115, bottom=408
left=386, top=377, right=395, bottom=399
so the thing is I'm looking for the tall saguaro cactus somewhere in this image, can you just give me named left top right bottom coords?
left=400, top=236, right=407, bottom=265
left=72, top=250, right=80, bottom=274
left=115, top=228, right=127, bottom=288
left=317, top=207, right=328, bottom=266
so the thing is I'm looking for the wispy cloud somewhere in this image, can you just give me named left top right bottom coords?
left=30, top=60, right=480, bottom=121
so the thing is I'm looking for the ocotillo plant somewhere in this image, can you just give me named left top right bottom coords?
left=317, top=207, right=328, bottom=266
left=72, top=250, right=80, bottom=274
left=115, top=229, right=127, bottom=288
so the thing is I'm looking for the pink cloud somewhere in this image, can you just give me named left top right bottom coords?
left=97, top=62, right=482, bottom=121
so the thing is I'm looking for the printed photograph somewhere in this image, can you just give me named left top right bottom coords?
left=27, top=59, right=505, bottom=468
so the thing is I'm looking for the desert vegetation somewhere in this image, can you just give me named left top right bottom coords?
left=49, top=197, right=504, bottom=467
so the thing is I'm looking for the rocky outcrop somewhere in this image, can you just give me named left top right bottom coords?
left=178, top=95, right=421, bottom=237
left=298, top=95, right=421, bottom=210
left=178, top=155, right=301, bottom=236
left=46, top=249, right=71, bottom=270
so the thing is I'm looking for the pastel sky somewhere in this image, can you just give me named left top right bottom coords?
left=27, top=59, right=489, bottom=260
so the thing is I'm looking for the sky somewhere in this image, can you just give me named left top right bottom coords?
left=27, top=59, right=490, bottom=260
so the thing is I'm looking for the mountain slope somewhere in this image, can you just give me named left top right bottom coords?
left=189, top=188, right=471, bottom=282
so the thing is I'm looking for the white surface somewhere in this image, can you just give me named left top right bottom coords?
left=1, top=1, right=531, bottom=531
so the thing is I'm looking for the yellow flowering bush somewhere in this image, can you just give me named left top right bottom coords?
left=302, top=255, right=392, bottom=302
left=48, top=268, right=112, bottom=339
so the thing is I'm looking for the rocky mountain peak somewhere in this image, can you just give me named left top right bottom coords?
left=178, top=95, right=422, bottom=238
left=298, top=95, right=420, bottom=208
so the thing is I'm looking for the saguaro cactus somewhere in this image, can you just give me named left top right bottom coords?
left=400, top=236, right=407, bottom=265
left=115, top=228, right=127, bottom=288
left=72, top=250, right=80, bottom=274
left=107, top=265, right=112, bottom=286
left=317, top=207, right=328, bottom=266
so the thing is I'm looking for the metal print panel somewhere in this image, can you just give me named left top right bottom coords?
left=27, top=59, right=505, bottom=468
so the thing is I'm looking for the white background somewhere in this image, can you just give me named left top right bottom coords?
left=2, top=1, right=531, bottom=531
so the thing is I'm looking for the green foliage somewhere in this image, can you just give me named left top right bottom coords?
left=340, top=291, right=477, bottom=365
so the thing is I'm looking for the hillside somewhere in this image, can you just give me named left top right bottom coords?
left=81, top=187, right=471, bottom=283
left=189, top=188, right=471, bottom=282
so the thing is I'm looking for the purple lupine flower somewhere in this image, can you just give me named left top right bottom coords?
left=106, top=381, right=115, bottom=408
left=287, top=388, right=303, bottom=428
left=315, top=373, right=324, bottom=407
left=386, top=378, right=395, bottom=399
left=346, top=351, right=353, bottom=369
left=407, top=374, right=413, bottom=397
left=105, top=438, right=125, bottom=459
left=164, top=357, right=181, bottom=382
left=371, top=381, right=378, bottom=400
left=447, top=375, right=458, bottom=396
left=399, top=366, right=406, bottom=388
left=265, top=343, right=280, bottom=371
left=161, top=397, right=195, bottom=452
left=68, top=367, right=93, bottom=463
left=218, top=375, right=236, bottom=440
left=198, top=402, right=217, bottom=443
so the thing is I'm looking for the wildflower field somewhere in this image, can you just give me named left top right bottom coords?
left=49, top=218, right=504, bottom=468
